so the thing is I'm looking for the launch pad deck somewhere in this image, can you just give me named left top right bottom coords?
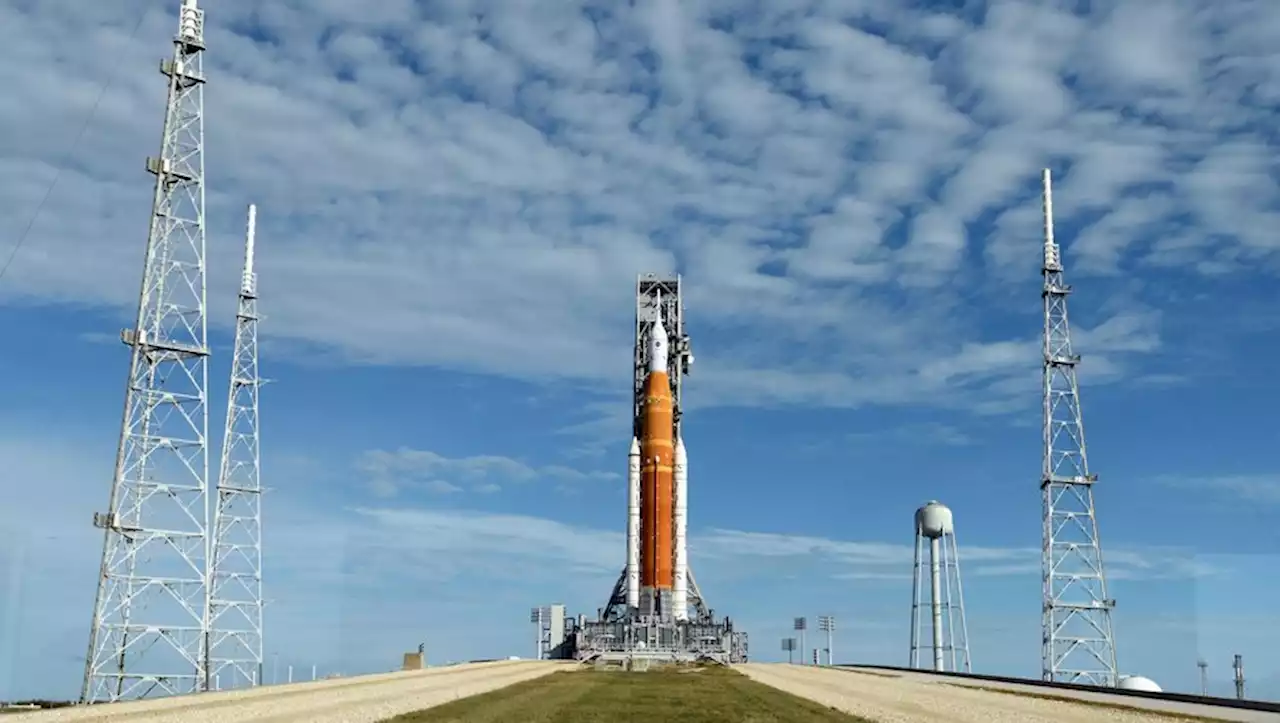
left=573, top=618, right=748, bottom=666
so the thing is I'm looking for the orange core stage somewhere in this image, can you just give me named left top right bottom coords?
left=640, top=369, right=674, bottom=590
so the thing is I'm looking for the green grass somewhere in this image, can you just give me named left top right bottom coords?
left=384, top=665, right=874, bottom=723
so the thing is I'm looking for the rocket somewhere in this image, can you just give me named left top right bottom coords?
left=625, top=438, right=640, bottom=608
left=673, top=435, right=688, bottom=621
left=626, top=303, right=690, bottom=621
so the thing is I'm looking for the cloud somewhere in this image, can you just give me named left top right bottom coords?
left=349, top=507, right=620, bottom=581
left=3, top=0, right=1269, bottom=415
left=357, top=447, right=619, bottom=497
left=847, top=422, right=974, bottom=448
left=1155, top=474, right=1280, bottom=505
left=270, top=504, right=946, bottom=589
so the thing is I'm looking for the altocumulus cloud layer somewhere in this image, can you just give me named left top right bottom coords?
left=0, top=0, right=1277, bottom=411
left=359, top=447, right=620, bottom=496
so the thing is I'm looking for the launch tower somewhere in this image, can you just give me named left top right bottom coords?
left=1039, top=168, right=1119, bottom=686
left=570, top=274, right=747, bottom=665
left=82, top=0, right=212, bottom=702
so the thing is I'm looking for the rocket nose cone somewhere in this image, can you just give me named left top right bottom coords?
left=675, top=437, right=687, bottom=460
left=629, top=437, right=640, bottom=454
left=652, top=321, right=667, bottom=347
left=649, top=317, right=669, bottom=373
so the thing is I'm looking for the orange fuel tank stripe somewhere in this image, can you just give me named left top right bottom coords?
left=639, top=370, right=675, bottom=591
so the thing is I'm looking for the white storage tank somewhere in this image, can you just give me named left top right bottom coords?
left=915, top=500, right=954, bottom=539
left=1117, top=675, right=1162, bottom=692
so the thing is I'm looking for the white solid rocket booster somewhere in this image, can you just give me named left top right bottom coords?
left=626, top=437, right=641, bottom=609
left=672, top=436, right=689, bottom=621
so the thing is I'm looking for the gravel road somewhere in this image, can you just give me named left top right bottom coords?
left=844, top=666, right=1278, bottom=722
left=736, top=664, right=1243, bottom=723
left=6, top=660, right=570, bottom=723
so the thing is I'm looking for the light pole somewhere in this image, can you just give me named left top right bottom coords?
left=818, top=615, right=835, bottom=665
left=1197, top=659, right=1207, bottom=696
left=1233, top=654, right=1245, bottom=700
left=794, top=617, right=807, bottom=664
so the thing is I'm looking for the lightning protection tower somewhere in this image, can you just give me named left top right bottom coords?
left=909, top=501, right=971, bottom=673
left=83, top=0, right=211, bottom=702
left=1039, top=168, right=1119, bottom=686
left=208, top=205, right=265, bottom=690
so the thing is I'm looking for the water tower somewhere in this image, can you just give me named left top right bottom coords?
left=909, top=501, right=972, bottom=673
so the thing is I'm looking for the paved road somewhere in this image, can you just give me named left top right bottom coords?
left=5, top=660, right=569, bottom=723
left=737, top=663, right=1278, bottom=722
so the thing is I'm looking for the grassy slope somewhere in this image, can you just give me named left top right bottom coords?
left=385, top=666, right=873, bottom=723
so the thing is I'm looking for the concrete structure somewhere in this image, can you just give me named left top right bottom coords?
left=401, top=653, right=424, bottom=671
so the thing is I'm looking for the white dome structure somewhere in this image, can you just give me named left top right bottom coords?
left=915, top=501, right=954, bottom=539
left=1117, top=675, right=1162, bottom=692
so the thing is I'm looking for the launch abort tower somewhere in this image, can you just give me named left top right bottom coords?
left=570, top=274, right=747, bottom=665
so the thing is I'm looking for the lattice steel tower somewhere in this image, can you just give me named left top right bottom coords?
left=82, top=0, right=211, bottom=702
left=1039, top=168, right=1118, bottom=686
left=209, top=205, right=265, bottom=690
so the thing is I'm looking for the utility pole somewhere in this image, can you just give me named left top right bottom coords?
left=1039, top=168, right=1119, bottom=686
left=82, top=0, right=212, bottom=703
left=818, top=616, right=834, bottom=666
left=1233, top=654, right=1245, bottom=700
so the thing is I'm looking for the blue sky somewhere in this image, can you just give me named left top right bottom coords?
left=1, top=0, right=1279, bottom=704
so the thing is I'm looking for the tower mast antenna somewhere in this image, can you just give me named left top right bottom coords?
left=82, top=0, right=211, bottom=702
left=209, top=204, right=266, bottom=690
left=1039, top=168, right=1119, bottom=686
